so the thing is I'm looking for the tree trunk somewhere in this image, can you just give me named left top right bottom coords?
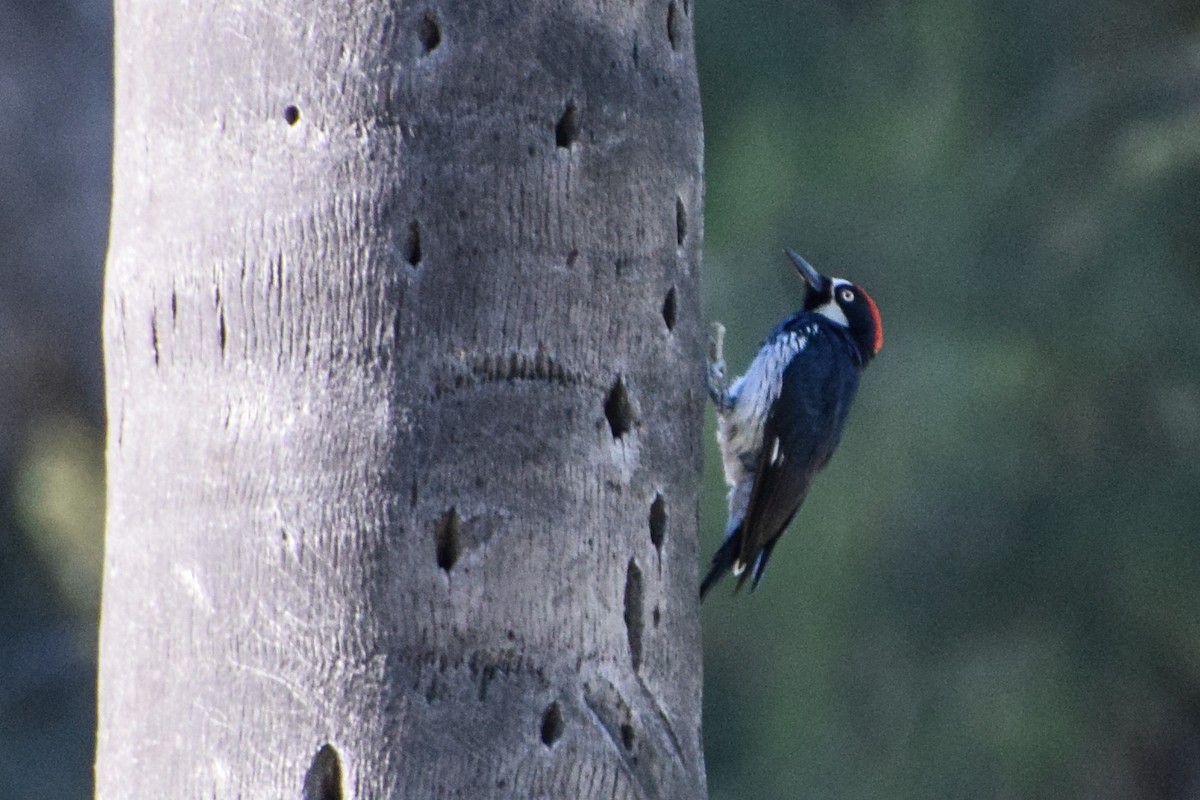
left=97, top=1, right=706, bottom=797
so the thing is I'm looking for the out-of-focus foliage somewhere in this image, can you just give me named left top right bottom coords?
left=4, top=0, right=1200, bottom=798
left=0, top=1, right=109, bottom=798
left=698, top=1, right=1200, bottom=798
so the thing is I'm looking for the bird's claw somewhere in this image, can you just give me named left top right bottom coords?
left=708, top=322, right=726, bottom=365
left=707, top=322, right=731, bottom=410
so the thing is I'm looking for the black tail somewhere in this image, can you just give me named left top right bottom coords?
left=700, top=527, right=782, bottom=599
left=745, top=537, right=779, bottom=592
left=699, top=527, right=742, bottom=600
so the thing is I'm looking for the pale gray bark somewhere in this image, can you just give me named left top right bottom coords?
left=97, top=1, right=706, bottom=798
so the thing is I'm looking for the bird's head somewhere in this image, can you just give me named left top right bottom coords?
left=786, top=249, right=883, bottom=363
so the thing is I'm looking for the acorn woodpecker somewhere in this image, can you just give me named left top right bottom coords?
left=700, top=249, right=883, bottom=598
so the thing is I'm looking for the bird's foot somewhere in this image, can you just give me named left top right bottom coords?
left=707, top=322, right=732, bottom=411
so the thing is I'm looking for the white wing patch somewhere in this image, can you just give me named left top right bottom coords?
left=714, top=326, right=815, bottom=531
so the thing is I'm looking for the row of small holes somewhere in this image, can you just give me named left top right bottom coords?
left=149, top=291, right=229, bottom=365
left=432, top=488, right=665, bottom=575
left=540, top=703, right=636, bottom=752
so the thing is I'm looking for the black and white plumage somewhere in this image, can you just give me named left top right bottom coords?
left=700, top=250, right=883, bottom=598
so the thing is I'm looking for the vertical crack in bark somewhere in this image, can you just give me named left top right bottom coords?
left=675, top=195, right=687, bottom=247
left=405, top=221, right=423, bottom=268
left=215, top=287, right=227, bottom=360
left=620, top=722, right=636, bottom=751
left=435, top=507, right=461, bottom=572
left=666, top=2, right=681, bottom=50
left=649, top=493, right=667, bottom=553
left=149, top=311, right=160, bottom=367
left=661, top=286, right=677, bottom=332
left=624, top=558, right=644, bottom=671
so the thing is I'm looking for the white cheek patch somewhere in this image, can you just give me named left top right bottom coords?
left=813, top=299, right=849, bottom=327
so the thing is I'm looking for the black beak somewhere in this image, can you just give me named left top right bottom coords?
left=784, top=249, right=829, bottom=294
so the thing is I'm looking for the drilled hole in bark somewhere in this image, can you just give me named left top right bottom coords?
left=150, top=312, right=160, bottom=366
left=649, top=493, right=667, bottom=551
left=555, top=103, right=579, bottom=149
left=667, top=2, right=681, bottom=50
left=653, top=606, right=661, bottom=627
left=566, top=248, right=579, bottom=268
left=620, top=723, right=636, bottom=750
left=675, top=196, right=687, bottom=246
left=302, top=744, right=343, bottom=800
left=604, top=377, right=637, bottom=440
left=540, top=702, right=564, bottom=746
left=218, top=308, right=227, bottom=356
left=624, top=558, right=644, bottom=671
left=661, top=287, right=677, bottom=332
left=418, top=11, right=441, bottom=53
left=435, top=508, right=461, bottom=572
left=405, top=221, right=423, bottom=267
left=284, top=105, right=301, bottom=125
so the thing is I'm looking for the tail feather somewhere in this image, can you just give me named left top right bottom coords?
left=699, top=526, right=742, bottom=600
left=744, top=537, right=779, bottom=592
left=700, top=530, right=781, bottom=597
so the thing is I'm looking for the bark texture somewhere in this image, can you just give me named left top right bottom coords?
left=98, top=1, right=706, bottom=797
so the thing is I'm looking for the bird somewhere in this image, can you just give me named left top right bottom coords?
left=700, top=249, right=883, bottom=598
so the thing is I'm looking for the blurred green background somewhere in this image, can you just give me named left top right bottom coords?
left=2, top=1, right=1199, bottom=798
left=697, top=1, right=1200, bottom=799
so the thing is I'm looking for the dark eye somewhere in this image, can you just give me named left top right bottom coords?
left=839, top=288, right=855, bottom=303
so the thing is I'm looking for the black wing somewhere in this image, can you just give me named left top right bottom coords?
left=733, top=331, right=861, bottom=591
